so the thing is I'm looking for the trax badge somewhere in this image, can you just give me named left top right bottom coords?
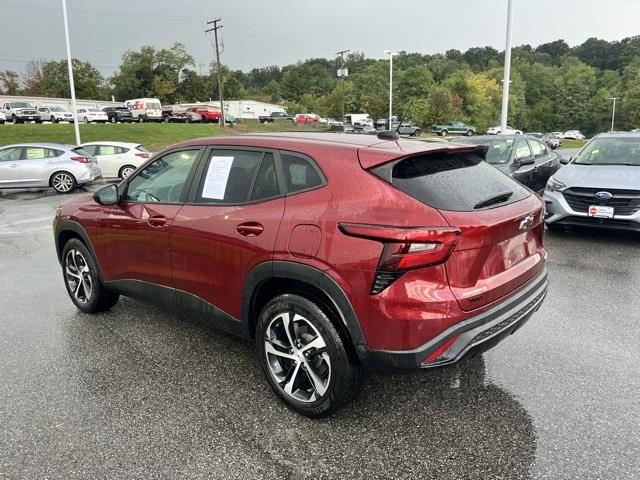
left=595, top=191, right=613, bottom=201
left=519, top=215, right=534, bottom=231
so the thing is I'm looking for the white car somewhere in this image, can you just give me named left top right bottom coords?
left=563, top=130, right=585, bottom=140
left=487, top=125, right=523, bottom=135
left=77, top=108, right=108, bottom=123
left=78, top=141, right=151, bottom=179
left=0, top=111, right=5, bottom=124
left=37, top=106, right=75, bottom=123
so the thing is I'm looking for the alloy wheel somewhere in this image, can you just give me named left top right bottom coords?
left=264, top=312, right=331, bottom=403
left=64, top=249, right=93, bottom=304
left=52, top=173, right=74, bottom=192
left=121, top=166, right=135, bottom=179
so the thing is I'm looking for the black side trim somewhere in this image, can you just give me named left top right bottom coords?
left=104, top=279, right=244, bottom=338
left=242, top=261, right=368, bottom=358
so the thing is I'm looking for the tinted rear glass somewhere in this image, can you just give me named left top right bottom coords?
left=373, top=152, right=530, bottom=211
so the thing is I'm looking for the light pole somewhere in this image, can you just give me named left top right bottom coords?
left=499, top=0, right=514, bottom=135
left=609, top=97, right=619, bottom=131
left=384, top=50, right=398, bottom=129
left=61, top=0, right=80, bottom=145
left=335, top=50, right=350, bottom=123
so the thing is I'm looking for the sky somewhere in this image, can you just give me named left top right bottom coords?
left=2, top=0, right=640, bottom=78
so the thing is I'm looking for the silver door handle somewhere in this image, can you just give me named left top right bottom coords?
left=10, top=163, right=18, bottom=168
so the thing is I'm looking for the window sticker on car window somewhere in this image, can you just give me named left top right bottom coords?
left=202, top=156, right=234, bottom=199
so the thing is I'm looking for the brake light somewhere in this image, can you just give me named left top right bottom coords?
left=135, top=152, right=150, bottom=159
left=70, top=156, right=90, bottom=164
left=338, top=223, right=461, bottom=294
left=423, top=335, right=459, bottom=364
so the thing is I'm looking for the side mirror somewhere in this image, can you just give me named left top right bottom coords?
left=518, top=157, right=535, bottom=167
left=560, top=157, right=570, bottom=165
left=93, top=184, right=119, bottom=205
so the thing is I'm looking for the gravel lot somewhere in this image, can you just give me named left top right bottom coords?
left=1, top=180, right=638, bottom=480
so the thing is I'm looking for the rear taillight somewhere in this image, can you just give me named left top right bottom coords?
left=70, top=156, right=90, bottom=164
left=135, top=152, right=150, bottom=159
left=338, top=223, right=461, bottom=294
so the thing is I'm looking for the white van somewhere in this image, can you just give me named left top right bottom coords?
left=343, top=113, right=373, bottom=127
left=124, top=98, right=163, bottom=123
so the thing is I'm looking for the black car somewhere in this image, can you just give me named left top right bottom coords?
left=453, top=134, right=561, bottom=193
left=103, top=107, right=134, bottom=123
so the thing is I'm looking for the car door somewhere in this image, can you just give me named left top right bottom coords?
left=527, top=138, right=558, bottom=190
left=93, top=144, right=122, bottom=178
left=170, top=147, right=285, bottom=320
left=18, top=147, right=59, bottom=187
left=0, top=147, right=24, bottom=187
left=510, top=137, right=536, bottom=189
left=94, top=148, right=203, bottom=288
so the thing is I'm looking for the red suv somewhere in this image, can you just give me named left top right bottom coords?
left=54, top=133, right=548, bottom=417
left=186, top=105, right=222, bottom=124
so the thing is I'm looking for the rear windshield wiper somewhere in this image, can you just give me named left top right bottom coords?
left=473, top=191, right=513, bottom=209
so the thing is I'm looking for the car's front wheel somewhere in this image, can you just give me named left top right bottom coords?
left=50, top=171, right=76, bottom=193
left=62, top=239, right=119, bottom=313
left=440, top=129, right=448, bottom=137
left=466, top=129, right=474, bottom=136
left=119, top=164, right=136, bottom=179
left=256, top=294, right=363, bottom=418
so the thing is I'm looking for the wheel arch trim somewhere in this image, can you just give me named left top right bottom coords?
left=55, top=220, right=104, bottom=281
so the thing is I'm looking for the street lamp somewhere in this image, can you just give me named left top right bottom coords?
left=384, top=50, right=398, bottom=129
left=608, top=97, right=619, bottom=131
left=499, top=0, right=514, bottom=135
left=61, top=0, right=80, bottom=145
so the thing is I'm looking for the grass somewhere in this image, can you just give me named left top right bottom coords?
left=558, top=139, right=586, bottom=149
left=0, top=122, right=323, bottom=152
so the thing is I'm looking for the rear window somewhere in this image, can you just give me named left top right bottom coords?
left=373, top=152, right=530, bottom=211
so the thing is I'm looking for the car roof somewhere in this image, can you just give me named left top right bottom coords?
left=594, top=131, right=640, bottom=139
left=79, top=141, right=140, bottom=147
left=1, top=143, right=72, bottom=149
left=168, top=132, right=486, bottom=169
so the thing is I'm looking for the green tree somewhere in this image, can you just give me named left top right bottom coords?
left=40, top=59, right=105, bottom=99
left=0, top=70, right=20, bottom=95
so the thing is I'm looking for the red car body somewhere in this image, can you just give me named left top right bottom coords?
left=54, top=133, right=547, bottom=372
left=186, top=106, right=222, bottom=123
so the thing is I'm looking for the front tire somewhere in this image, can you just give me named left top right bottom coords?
left=51, top=171, right=77, bottom=193
left=110, top=116, right=116, bottom=124
left=138, top=115, right=145, bottom=123
left=440, top=129, right=448, bottom=137
left=119, top=164, right=136, bottom=179
left=62, top=239, right=119, bottom=313
left=466, top=129, right=474, bottom=136
left=256, top=294, right=363, bottom=418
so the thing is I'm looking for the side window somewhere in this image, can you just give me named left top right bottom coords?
left=528, top=139, right=546, bottom=157
left=116, top=146, right=129, bottom=154
left=24, top=147, right=52, bottom=160
left=124, top=149, right=200, bottom=203
left=0, top=147, right=22, bottom=162
left=82, top=145, right=98, bottom=156
left=281, top=153, right=323, bottom=194
left=515, top=140, right=532, bottom=160
left=197, top=150, right=262, bottom=204
left=250, top=153, right=280, bottom=201
left=99, top=145, right=117, bottom=155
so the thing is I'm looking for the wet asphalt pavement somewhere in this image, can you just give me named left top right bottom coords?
left=1, top=181, right=639, bottom=480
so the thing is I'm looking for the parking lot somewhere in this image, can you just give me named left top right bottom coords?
left=1, top=176, right=638, bottom=480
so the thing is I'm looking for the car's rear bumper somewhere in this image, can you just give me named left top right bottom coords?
left=359, top=267, right=548, bottom=373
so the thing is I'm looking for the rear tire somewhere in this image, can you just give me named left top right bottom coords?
left=50, top=171, right=77, bottom=194
left=466, top=129, right=474, bottom=136
left=110, top=116, right=116, bottom=124
left=138, top=115, right=145, bottom=123
left=412, top=129, right=421, bottom=137
left=256, top=294, right=363, bottom=418
left=440, top=129, right=448, bottom=137
left=62, top=238, right=119, bottom=313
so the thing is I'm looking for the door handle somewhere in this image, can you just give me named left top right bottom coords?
left=236, top=222, right=264, bottom=237
left=10, top=163, right=18, bottom=168
left=147, top=215, right=167, bottom=227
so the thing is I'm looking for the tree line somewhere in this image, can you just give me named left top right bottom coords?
left=3, top=37, right=640, bottom=134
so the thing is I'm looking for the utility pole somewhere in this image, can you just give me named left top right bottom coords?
left=500, top=0, right=514, bottom=135
left=609, top=97, right=619, bottom=131
left=384, top=50, right=398, bottom=129
left=335, top=50, right=349, bottom=123
left=61, top=0, right=80, bottom=145
left=205, top=18, right=225, bottom=127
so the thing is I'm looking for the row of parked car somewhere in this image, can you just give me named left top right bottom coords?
left=0, top=99, right=235, bottom=125
left=0, top=140, right=151, bottom=193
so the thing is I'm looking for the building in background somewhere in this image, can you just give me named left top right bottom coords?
left=0, top=95, right=120, bottom=112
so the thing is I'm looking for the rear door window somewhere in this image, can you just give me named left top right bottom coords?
left=527, top=139, right=546, bottom=157
left=196, top=150, right=263, bottom=204
left=372, top=152, right=530, bottom=211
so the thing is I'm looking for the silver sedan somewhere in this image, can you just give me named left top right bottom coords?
left=0, top=143, right=101, bottom=193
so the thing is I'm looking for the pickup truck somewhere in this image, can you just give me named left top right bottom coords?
left=2, top=101, right=39, bottom=124
left=258, top=112, right=295, bottom=124
left=431, top=121, right=476, bottom=137
left=186, top=106, right=223, bottom=124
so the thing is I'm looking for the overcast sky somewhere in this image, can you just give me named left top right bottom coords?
left=2, top=0, right=640, bottom=78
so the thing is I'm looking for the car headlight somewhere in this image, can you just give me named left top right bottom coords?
left=546, top=176, right=566, bottom=192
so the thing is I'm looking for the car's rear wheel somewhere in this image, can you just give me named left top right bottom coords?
left=51, top=171, right=76, bottom=193
left=256, top=294, right=363, bottom=418
left=119, top=164, right=136, bottom=179
left=466, top=129, right=474, bottom=136
left=440, top=129, right=448, bottom=137
left=412, top=129, right=421, bottom=137
left=138, top=115, right=145, bottom=123
left=62, top=239, right=119, bottom=313
left=110, top=116, right=116, bottom=124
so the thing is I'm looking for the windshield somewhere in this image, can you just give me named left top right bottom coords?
left=88, top=108, right=101, bottom=112
left=50, top=107, right=65, bottom=112
left=574, top=137, right=640, bottom=166
left=12, top=102, right=34, bottom=108
left=455, top=138, right=514, bottom=165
